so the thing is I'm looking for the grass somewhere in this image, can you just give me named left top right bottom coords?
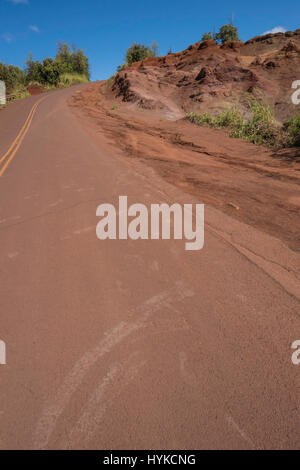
left=27, top=74, right=89, bottom=91
left=5, top=85, right=30, bottom=103
left=187, top=107, right=245, bottom=129
left=283, top=116, right=300, bottom=147
left=186, top=97, right=298, bottom=148
left=0, top=85, right=31, bottom=111
left=58, top=73, right=89, bottom=88
left=216, top=107, right=245, bottom=128
left=187, top=112, right=218, bottom=127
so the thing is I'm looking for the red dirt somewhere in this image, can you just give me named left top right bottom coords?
left=112, top=30, right=300, bottom=121
left=1, top=86, right=300, bottom=450
left=69, top=79, right=300, bottom=251
left=27, top=84, right=44, bottom=95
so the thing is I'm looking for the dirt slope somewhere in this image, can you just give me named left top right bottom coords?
left=68, top=30, right=300, bottom=251
left=112, top=29, right=300, bottom=121
left=69, top=82, right=300, bottom=251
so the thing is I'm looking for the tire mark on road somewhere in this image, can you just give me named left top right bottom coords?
left=33, top=281, right=194, bottom=449
left=63, top=353, right=146, bottom=449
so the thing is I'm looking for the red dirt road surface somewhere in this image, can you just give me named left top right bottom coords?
left=0, top=85, right=299, bottom=450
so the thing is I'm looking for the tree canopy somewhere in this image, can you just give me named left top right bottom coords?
left=215, top=24, right=240, bottom=44
left=25, top=42, right=90, bottom=86
left=125, top=43, right=155, bottom=66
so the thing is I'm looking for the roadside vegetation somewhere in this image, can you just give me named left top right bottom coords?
left=0, top=42, right=90, bottom=104
left=0, top=62, right=28, bottom=101
left=58, top=72, right=89, bottom=87
left=201, top=21, right=240, bottom=43
left=282, top=116, right=300, bottom=147
left=186, top=96, right=300, bottom=148
left=117, top=42, right=159, bottom=71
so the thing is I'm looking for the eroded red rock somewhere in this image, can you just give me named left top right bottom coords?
left=112, top=29, right=300, bottom=121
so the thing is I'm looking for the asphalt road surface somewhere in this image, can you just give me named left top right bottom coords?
left=0, top=86, right=299, bottom=449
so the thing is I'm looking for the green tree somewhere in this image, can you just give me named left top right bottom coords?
left=41, top=58, right=61, bottom=86
left=55, top=43, right=90, bottom=78
left=201, top=32, right=213, bottom=41
left=56, top=42, right=72, bottom=63
left=1, top=41, right=90, bottom=95
left=24, top=54, right=44, bottom=84
left=215, top=24, right=240, bottom=44
left=70, top=48, right=90, bottom=78
left=125, top=43, right=154, bottom=66
left=0, top=62, right=25, bottom=93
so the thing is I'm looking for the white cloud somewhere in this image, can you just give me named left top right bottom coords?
left=1, top=33, right=15, bottom=43
left=262, top=26, right=287, bottom=35
left=29, top=25, right=40, bottom=33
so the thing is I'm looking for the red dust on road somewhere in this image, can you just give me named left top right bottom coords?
left=0, top=84, right=299, bottom=450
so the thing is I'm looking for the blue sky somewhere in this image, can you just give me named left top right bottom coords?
left=0, top=0, right=298, bottom=80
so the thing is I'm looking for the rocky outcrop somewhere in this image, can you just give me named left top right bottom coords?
left=111, top=29, right=300, bottom=121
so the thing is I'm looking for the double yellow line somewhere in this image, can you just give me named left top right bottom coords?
left=0, top=96, right=45, bottom=178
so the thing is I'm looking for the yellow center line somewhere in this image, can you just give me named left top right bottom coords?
left=0, top=102, right=38, bottom=165
left=0, top=96, right=46, bottom=177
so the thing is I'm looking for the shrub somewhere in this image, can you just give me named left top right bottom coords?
left=125, top=43, right=155, bottom=66
left=8, top=86, right=30, bottom=101
left=187, top=107, right=244, bottom=130
left=201, top=32, right=213, bottom=41
left=283, top=116, right=300, bottom=146
left=215, top=24, right=240, bottom=44
left=217, top=107, right=244, bottom=128
left=0, top=42, right=90, bottom=105
left=233, top=120, right=284, bottom=146
left=186, top=112, right=218, bottom=127
left=41, top=58, right=61, bottom=86
left=24, top=54, right=44, bottom=84
left=246, top=96, right=275, bottom=124
left=0, top=62, right=26, bottom=93
left=55, top=42, right=90, bottom=79
left=186, top=98, right=288, bottom=147
left=25, top=43, right=90, bottom=87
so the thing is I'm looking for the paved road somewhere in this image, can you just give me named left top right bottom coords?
left=0, top=86, right=299, bottom=449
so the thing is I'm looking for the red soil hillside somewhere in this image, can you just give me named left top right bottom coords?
left=69, top=30, right=300, bottom=251
left=112, top=29, right=300, bottom=121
